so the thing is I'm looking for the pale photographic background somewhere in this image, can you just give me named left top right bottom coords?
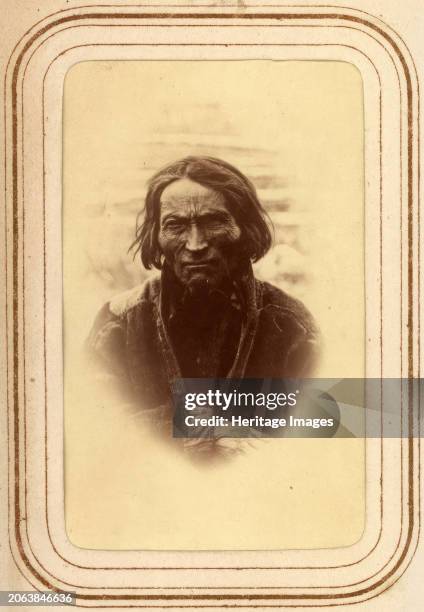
left=64, top=60, right=365, bottom=550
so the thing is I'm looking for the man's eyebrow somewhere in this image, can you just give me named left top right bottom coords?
left=161, top=213, right=188, bottom=223
left=161, top=210, right=231, bottom=223
left=200, top=210, right=231, bottom=218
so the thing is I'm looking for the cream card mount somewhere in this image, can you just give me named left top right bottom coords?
left=2, top=2, right=421, bottom=609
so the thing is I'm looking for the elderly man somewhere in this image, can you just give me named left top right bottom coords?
left=87, top=156, right=319, bottom=428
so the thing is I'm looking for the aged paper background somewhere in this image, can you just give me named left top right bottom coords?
left=63, top=60, right=365, bottom=550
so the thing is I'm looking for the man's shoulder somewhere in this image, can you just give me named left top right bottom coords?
left=257, top=279, right=318, bottom=337
left=86, top=276, right=161, bottom=350
left=108, top=275, right=161, bottom=317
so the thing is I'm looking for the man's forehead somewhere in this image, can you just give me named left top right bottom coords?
left=160, top=178, right=227, bottom=215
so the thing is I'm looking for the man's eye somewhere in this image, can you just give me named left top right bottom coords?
left=199, top=217, right=227, bottom=230
left=164, top=221, right=185, bottom=231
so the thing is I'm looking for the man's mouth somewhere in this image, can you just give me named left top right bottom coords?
left=182, top=260, right=216, bottom=271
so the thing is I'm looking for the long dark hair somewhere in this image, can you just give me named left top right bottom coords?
left=130, top=156, right=273, bottom=269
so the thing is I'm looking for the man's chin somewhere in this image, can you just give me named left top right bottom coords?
left=186, top=274, right=215, bottom=293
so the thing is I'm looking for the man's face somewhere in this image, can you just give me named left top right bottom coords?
left=158, top=178, right=241, bottom=290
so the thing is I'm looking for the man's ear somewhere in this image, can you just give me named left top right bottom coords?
left=236, top=235, right=251, bottom=259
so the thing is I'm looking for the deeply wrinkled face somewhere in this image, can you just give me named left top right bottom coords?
left=158, top=178, right=241, bottom=290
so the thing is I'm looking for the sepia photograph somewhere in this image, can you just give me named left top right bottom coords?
left=85, top=155, right=321, bottom=434
left=63, top=60, right=365, bottom=549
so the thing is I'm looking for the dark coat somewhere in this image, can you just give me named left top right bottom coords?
left=86, top=266, right=320, bottom=423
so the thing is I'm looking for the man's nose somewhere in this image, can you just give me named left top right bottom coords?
left=185, top=224, right=208, bottom=252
